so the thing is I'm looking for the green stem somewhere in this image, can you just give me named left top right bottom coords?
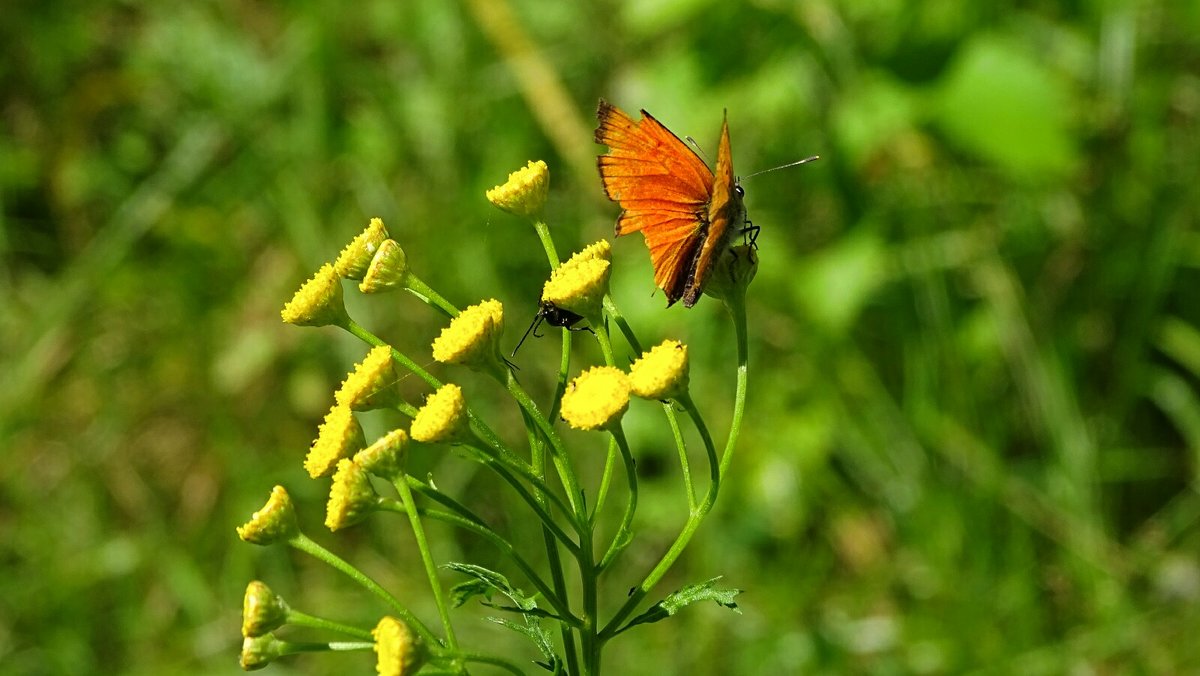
left=495, top=364, right=586, bottom=522
left=287, top=533, right=441, bottom=648
left=404, top=272, right=460, bottom=318
left=380, top=492, right=580, bottom=626
left=458, top=445, right=580, bottom=545
left=393, top=476, right=459, bottom=650
left=532, top=218, right=581, bottom=676
left=532, top=220, right=561, bottom=269
left=598, top=284, right=751, bottom=641
left=285, top=609, right=374, bottom=640
left=667, top=402, right=697, bottom=510
left=598, top=424, right=638, bottom=571
left=602, top=295, right=643, bottom=354
left=273, top=639, right=376, bottom=655
left=591, top=437, right=618, bottom=524
left=457, top=651, right=527, bottom=675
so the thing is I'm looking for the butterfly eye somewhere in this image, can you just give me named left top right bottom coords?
left=735, top=185, right=745, bottom=197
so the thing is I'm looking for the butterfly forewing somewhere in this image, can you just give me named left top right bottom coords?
left=596, top=100, right=741, bottom=306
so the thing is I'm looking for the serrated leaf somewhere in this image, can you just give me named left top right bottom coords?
left=449, top=579, right=493, bottom=608
left=620, top=577, right=743, bottom=633
left=487, top=616, right=559, bottom=667
left=480, top=602, right=558, bottom=620
left=444, top=562, right=538, bottom=611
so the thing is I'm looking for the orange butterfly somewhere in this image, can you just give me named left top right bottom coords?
left=595, top=99, right=747, bottom=308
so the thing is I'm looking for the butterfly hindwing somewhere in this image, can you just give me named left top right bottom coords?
left=682, top=116, right=744, bottom=307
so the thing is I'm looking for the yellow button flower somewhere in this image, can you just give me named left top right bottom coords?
left=560, top=366, right=631, bottom=431
left=486, top=160, right=549, bottom=219
left=236, top=486, right=299, bottom=546
left=335, top=345, right=400, bottom=411
left=242, top=581, right=289, bottom=638
left=280, top=263, right=349, bottom=328
left=359, top=239, right=410, bottom=294
left=431, top=299, right=504, bottom=370
left=325, top=459, right=379, bottom=532
left=304, top=404, right=365, bottom=479
left=354, top=428, right=408, bottom=480
left=410, top=383, right=468, bottom=444
left=240, top=634, right=284, bottom=671
left=373, top=616, right=427, bottom=676
left=334, top=217, right=390, bottom=280
left=542, top=240, right=612, bottom=320
left=629, top=340, right=689, bottom=401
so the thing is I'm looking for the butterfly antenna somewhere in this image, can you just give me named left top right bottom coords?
left=742, top=155, right=820, bottom=180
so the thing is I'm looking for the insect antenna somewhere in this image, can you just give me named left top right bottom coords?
left=741, top=155, right=820, bottom=180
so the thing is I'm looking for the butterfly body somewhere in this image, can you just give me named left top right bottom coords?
left=595, top=100, right=746, bottom=307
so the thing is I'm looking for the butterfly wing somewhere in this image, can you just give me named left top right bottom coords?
left=595, top=100, right=714, bottom=304
left=681, top=115, right=745, bottom=307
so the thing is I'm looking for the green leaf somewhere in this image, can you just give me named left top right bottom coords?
left=444, top=562, right=538, bottom=611
left=448, top=579, right=492, bottom=609
left=486, top=617, right=563, bottom=673
left=620, top=577, right=743, bottom=634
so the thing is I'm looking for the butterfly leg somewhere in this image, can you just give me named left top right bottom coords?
left=740, top=220, right=761, bottom=249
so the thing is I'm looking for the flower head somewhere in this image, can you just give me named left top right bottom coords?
left=431, top=299, right=504, bottom=370
left=335, top=217, right=390, bottom=280
left=560, top=366, right=631, bottom=431
left=240, top=634, right=284, bottom=671
left=359, top=239, right=411, bottom=294
left=486, top=160, right=549, bottom=219
left=326, top=459, right=380, bottom=531
left=410, top=383, right=469, bottom=444
left=355, top=428, right=408, bottom=480
left=629, top=340, right=689, bottom=401
left=335, top=345, right=400, bottom=411
left=542, top=240, right=612, bottom=320
left=242, top=581, right=290, bottom=638
left=701, top=244, right=758, bottom=303
left=373, top=616, right=427, bottom=676
left=305, top=404, right=365, bottom=479
left=280, top=263, right=349, bottom=328
left=236, top=486, right=299, bottom=546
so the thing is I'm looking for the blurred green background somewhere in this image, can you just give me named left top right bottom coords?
left=3, top=0, right=1199, bottom=673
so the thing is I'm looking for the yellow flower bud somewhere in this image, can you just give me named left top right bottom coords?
left=280, top=263, right=349, bottom=328
left=485, top=160, right=549, bottom=219
left=431, top=299, right=504, bottom=370
left=242, top=581, right=289, bottom=638
left=541, top=240, right=612, bottom=320
left=560, top=366, right=631, bottom=431
left=410, top=383, right=469, bottom=444
left=359, top=239, right=410, bottom=294
left=335, top=345, right=400, bottom=411
left=629, top=340, right=689, bottom=401
left=335, top=217, right=390, bottom=280
left=701, top=244, right=758, bottom=303
left=373, top=616, right=427, bottom=676
left=236, top=486, right=299, bottom=546
left=240, top=634, right=284, bottom=671
left=354, top=428, right=408, bottom=480
left=305, top=404, right=365, bottom=479
left=326, top=459, right=379, bottom=531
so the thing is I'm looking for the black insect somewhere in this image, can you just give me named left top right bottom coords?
left=511, top=301, right=591, bottom=356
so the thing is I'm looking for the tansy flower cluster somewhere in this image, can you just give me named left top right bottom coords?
left=235, top=153, right=756, bottom=674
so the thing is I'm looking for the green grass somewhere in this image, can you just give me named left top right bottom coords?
left=2, top=0, right=1198, bottom=673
